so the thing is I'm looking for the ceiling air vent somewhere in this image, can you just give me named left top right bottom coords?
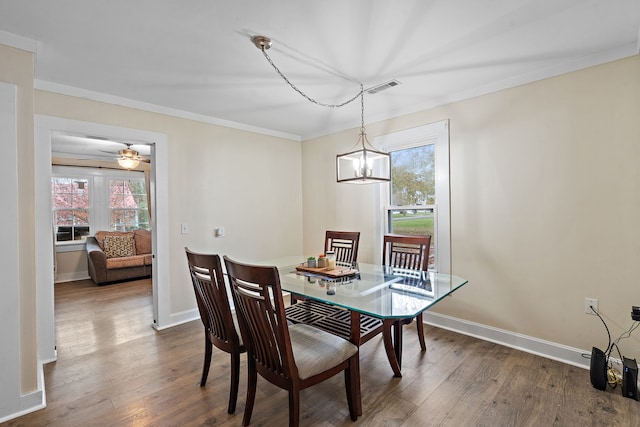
left=366, top=80, right=401, bottom=95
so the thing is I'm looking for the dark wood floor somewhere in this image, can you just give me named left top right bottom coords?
left=3, top=278, right=639, bottom=426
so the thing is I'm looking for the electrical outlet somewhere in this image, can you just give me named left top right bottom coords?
left=585, top=297, right=598, bottom=315
left=214, top=227, right=225, bottom=238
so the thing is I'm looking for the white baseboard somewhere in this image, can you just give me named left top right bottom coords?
left=0, top=385, right=44, bottom=423
left=153, top=306, right=594, bottom=371
left=54, top=272, right=90, bottom=283
left=152, top=308, right=199, bottom=331
left=422, top=311, right=591, bottom=370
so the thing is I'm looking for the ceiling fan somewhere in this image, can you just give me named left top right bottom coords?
left=116, top=144, right=150, bottom=169
left=98, top=142, right=150, bottom=169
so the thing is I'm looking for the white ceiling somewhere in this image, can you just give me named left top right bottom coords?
left=1, top=0, right=639, bottom=149
left=49, top=132, right=151, bottom=162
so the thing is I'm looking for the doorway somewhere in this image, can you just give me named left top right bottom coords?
left=35, top=116, right=170, bottom=363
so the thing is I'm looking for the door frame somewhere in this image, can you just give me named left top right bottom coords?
left=35, top=115, right=170, bottom=362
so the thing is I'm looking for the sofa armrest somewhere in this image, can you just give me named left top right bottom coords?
left=86, top=236, right=107, bottom=284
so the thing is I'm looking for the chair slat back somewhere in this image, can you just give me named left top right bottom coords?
left=383, top=234, right=431, bottom=271
left=325, top=230, right=360, bottom=264
left=224, top=256, right=296, bottom=381
left=185, top=249, right=240, bottom=347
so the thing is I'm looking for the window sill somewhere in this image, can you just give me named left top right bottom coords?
left=55, top=241, right=87, bottom=253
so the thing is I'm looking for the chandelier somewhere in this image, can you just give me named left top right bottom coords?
left=251, top=35, right=390, bottom=184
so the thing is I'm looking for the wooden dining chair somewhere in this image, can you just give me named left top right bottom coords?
left=185, top=248, right=246, bottom=414
left=382, top=234, right=432, bottom=351
left=223, top=256, right=360, bottom=427
left=325, top=230, right=360, bottom=264
left=290, top=230, right=361, bottom=305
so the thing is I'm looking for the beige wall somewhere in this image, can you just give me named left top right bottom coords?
left=303, top=55, right=640, bottom=355
left=55, top=250, right=88, bottom=282
left=35, top=91, right=304, bottom=314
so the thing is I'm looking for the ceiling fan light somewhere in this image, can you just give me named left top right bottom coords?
left=117, top=157, right=140, bottom=169
left=117, top=146, right=141, bottom=169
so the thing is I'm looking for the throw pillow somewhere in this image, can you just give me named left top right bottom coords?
left=94, top=231, right=134, bottom=251
left=103, top=235, right=134, bottom=258
left=133, top=229, right=152, bottom=255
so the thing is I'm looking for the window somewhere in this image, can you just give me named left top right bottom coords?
left=110, top=179, right=149, bottom=231
left=388, top=144, right=436, bottom=267
left=376, top=120, right=450, bottom=273
left=52, top=166, right=149, bottom=245
left=52, top=178, right=90, bottom=241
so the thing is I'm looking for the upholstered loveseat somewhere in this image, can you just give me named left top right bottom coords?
left=86, top=229, right=152, bottom=285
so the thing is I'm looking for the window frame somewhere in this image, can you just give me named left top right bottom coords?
left=374, top=120, right=450, bottom=273
left=108, top=178, right=150, bottom=231
left=51, top=177, right=91, bottom=243
left=52, top=166, right=146, bottom=249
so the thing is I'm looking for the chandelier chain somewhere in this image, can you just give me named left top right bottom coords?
left=360, top=84, right=365, bottom=131
left=261, top=48, right=363, bottom=109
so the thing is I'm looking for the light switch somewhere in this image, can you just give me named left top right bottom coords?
left=181, top=223, right=189, bottom=234
left=215, top=227, right=225, bottom=237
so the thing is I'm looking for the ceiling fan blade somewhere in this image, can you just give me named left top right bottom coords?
left=82, top=135, right=112, bottom=141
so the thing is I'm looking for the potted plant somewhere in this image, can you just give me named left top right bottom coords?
left=307, top=256, right=317, bottom=268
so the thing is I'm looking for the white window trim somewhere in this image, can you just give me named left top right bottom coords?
left=374, top=119, right=450, bottom=273
left=52, top=166, right=145, bottom=250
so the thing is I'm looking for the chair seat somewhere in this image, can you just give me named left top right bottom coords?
left=288, top=324, right=357, bottom=380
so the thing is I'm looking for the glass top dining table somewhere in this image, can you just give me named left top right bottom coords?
left=262, top=256, right=468, bottom=379
left=269, top=256, right=468, bottom=320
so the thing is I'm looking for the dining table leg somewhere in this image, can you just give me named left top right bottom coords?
left=350, top=311, right=363, bottom=416
left=393, top=320, right=403, bottom=368
left=381, top=319, right=404, bottom=377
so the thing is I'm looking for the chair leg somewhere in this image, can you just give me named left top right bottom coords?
left=288, top=387, right=300, bottom=427
left=243, top=358, right=257, bottom=427
left=200, top=337, right=213, bottom=386
left=344, top=357, right=359, bottom=421
left=227, top=351, right=241, bottom=414
left=416, top=312, right=426, bottom=351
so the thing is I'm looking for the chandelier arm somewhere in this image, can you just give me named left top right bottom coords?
left=261, top=48, right=363, bottom=108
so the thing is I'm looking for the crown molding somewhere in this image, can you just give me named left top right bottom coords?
left=0, top=30, right=37, bottom=53
left=34, top=80, right=302, bottom=142
left=28, top=42, right=640, bottom=143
